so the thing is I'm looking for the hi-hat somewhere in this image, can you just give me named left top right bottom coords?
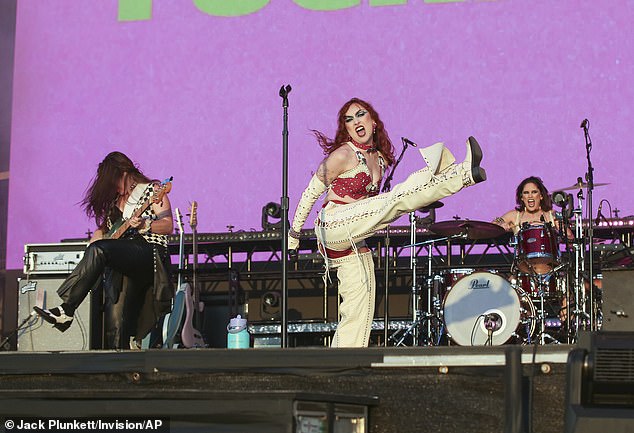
left=557, top=181, right=609, bottom=191
left=429, top=220, right=506, bottom=240
left=419, top=201, right=444, bottom=212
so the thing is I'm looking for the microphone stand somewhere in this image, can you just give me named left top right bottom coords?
left=581, top=120, right=596, bottom=331
left=381, top=137, right=412, bottom=194
left=279, top=84, right=292, bottom=348
left=380, top=138, right=413, bottom=345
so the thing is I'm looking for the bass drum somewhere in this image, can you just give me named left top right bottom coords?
left=443, top=272, right=535, bottom=346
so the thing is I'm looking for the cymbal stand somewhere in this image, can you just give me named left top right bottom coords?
left=387, top=212, right=418, bottom=346
left=570, top=189, right=589, bottom=342
left=532, top=271, right=560, bottom=345
left=392, top=232, right=466, bottom=346
left=394, top=212, right=424, bottom=346
left=410, top=212, right=422, bottom=345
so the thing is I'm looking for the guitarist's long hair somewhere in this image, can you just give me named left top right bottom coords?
left=81, top=151, right=151, bottom=231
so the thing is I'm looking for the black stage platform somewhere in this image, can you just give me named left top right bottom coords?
left=0, top=345, right=571, bottom=433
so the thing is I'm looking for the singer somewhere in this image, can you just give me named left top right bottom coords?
left=288, top=97, right=487, bottom=347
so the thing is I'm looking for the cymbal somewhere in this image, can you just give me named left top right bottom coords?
left=419, top=201, right=444, bottom=212
left=557, top=181, right=610, bottom=191
left=429, top=220, right=506, bottom=240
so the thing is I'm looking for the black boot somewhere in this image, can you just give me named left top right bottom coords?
left=33, top=306, right=74, bottom=332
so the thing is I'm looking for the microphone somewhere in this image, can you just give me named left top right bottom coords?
left=483, top=312, right=503, bottom=332
left=580, top=119, right=588, bottom=129
left=595, top=201, right=604, bottom=225
left=401, top=137, right=417, bottom=147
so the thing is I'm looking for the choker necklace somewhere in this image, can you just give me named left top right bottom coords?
left=350, top=138, right=377, bottom=153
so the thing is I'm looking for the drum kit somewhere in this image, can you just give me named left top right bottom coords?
left=390, top=191, right=601, bottom=347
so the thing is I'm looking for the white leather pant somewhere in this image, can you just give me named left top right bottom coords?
left=329, top=251, right=375, bottom=348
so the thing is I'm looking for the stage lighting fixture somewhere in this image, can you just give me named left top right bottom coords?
left=261, top=202, right=282, bottom=230
left=552, top=190, right=573, bottom=218
left=261, top=291, right=281, bottom=320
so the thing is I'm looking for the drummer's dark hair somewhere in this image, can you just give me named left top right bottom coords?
left=515, top=176, right=552, bottom=211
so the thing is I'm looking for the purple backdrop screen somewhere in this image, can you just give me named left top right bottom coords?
left=7, top=0, right=633, bottom=269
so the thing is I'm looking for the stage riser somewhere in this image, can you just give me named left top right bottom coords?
left=0, top=365, right=566, bottom=433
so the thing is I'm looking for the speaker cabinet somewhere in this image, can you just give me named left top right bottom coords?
left=17, top=276, right=92, bottom=351
left=200, top=294, right=246, bottom=348
left=601, top=269, right=634, bottom=331
left=565, top=332, right=634, bottom=433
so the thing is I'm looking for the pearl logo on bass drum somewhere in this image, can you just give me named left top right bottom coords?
left=469, top=277, right=491, bottom=290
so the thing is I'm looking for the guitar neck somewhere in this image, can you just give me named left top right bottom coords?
left=192, top=226, right=198, bottom=302
left=109, top=201, right=151, bottom=240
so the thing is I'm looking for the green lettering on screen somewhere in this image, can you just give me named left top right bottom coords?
left=118, top=0, right=152, bottom=21
left=193, top=0, right=270, bottom=17
left=424, top=0, right=466, bottom=3
left=370, top=0, right=407, bottom=6
left=293, top=0, right=360, bottom=11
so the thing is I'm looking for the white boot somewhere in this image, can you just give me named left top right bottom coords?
left=459, top=136, right=486, bottom=186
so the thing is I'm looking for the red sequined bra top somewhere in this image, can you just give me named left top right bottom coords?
left=329, top=142, right=386, bottom=200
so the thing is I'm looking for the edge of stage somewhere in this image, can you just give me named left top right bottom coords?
left=0, top=344, right=572, bottom=374
left=0, top=345, right=573, bottom=433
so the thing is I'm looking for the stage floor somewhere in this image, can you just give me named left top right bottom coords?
left=0, top=345, right=571, bottom=433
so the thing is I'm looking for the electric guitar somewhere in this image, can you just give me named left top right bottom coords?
left=162, top=207, right=187, bottom=348
left=105, top=177, right=173, bottom=239
left=180, top=201, right=206, bottom=348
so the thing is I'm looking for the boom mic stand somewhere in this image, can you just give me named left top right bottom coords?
left=381, top=137, right=414, bottom=194
left=581, top=119, right=596, bottom=331
left=280, top=84, right=291, bottom=348
left=381, top=137, right=414, bottom=346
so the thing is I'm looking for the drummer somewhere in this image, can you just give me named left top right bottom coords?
left=492, top=176, right=556, bottom=234
left=494, top=176, right=572, bottom=325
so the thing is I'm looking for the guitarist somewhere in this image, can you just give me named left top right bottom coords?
left=34, top=151, right=174, bottom=349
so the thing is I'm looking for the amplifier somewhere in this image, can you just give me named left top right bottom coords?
left=23, top=242, right=87, bottom=275
left=601, top=269, right=634, bottom=332
left=17, top=276, right=93, bottom=351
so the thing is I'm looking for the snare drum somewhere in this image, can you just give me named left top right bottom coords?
left=443, top=272, right=535, bottom=345
left=443, top=268, right=475, bottom=289
left=516, top=223, right=560, bottom=274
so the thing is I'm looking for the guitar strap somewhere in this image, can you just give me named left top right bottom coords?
left=123, top=183, right=151, bottom=219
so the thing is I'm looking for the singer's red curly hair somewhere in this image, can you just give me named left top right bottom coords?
left=312, top=98, right=395, bottom=166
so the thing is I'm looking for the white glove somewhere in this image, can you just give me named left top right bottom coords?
left=288, top=235, right=300, bottom=251
left=288, top=174, right=327, bottom=250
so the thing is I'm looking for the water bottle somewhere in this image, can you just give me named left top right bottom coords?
left=227, top=315, right=250, bottom=349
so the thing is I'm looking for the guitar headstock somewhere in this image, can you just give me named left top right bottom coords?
left=175, top=207, right=184, bottom=235
left=152, top=177, right=173, bottom=205
left=189, top=201, right=198, bottom=231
